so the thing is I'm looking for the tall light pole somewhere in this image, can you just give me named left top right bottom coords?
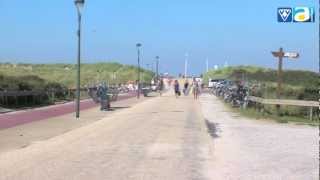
left=136, top=43, right=142, bottom=99
left=184, top=53, right=188, bottom=79
left=206, top=58, right=209, bottom=73
left=155, top=56, right=159, bottom=81
left=74, top=0, right=85, bottom=119
left=146, top=63, right=152, bottom=80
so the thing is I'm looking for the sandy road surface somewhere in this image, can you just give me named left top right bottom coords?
left=200, top=94, right=318, bottom=180
left=0, top=93, right=212, bottom=180
left=0, top=92, right=317, bottom=180
left=0, top=96, right=146, bottom=154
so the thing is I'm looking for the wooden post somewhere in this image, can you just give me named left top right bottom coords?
left=51, top=90, right=55, bottom=103
left=276, top=48, right=284, bottom=115
left=309, top=107, right=313, bottom=121
left=272, top=48, right=299, bottom=116
left=272, top=47, right=285, bottom=116
left=261, top=105, right=265, bottom=116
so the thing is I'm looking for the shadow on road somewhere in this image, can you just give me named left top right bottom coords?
left=205, top=119, right=221, bottom=139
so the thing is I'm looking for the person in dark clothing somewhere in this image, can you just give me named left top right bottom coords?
left=183, top=80, right=189, bottom=96
left=174, top=80, right=180, bottom=98
left=158, top=78, right=164, bottom=96
left=97, top=83, right=109, bottom=111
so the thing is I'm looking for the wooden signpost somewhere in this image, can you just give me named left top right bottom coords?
left=271, top=47, right=299, bottom=114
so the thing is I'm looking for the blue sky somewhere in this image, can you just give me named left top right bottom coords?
left=0, top=0, right=318, bottom=75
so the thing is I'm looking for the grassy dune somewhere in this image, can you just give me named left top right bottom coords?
left=0, top=62, right=154, bottom=91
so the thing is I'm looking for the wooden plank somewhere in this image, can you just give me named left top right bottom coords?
left=248, top=96, right=319, bottom=107
left=263, top=99, right=318, bottom=107
left=247, top=96, right=264, bottom=103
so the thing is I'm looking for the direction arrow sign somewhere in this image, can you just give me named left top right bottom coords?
left=272, top=51, right=299, bottom=59
left=284, top=52, right=299, bottom=58
left=272, top=51, right=284, bottom=57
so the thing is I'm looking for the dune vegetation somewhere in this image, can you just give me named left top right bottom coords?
left=0, top=62, right=154, bottom=91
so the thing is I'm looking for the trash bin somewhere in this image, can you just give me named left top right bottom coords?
left=142, top=88, right=149, bottom=97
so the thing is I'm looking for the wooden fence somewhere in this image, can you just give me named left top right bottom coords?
left=248, top=96, right=319, bottom=121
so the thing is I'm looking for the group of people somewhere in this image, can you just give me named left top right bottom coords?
left=173, top=78, right=201, bottom=99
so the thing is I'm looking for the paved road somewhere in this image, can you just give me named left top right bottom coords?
left=0, top=93, right=135, bottom=129
left=0, top=93, right=212, bottom=180
left=0, top=93, right=317, bottom=180
left=201, top=94, right=318, bottom=179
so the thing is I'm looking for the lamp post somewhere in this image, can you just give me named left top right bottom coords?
left=136, top=43, right=142, bottom=99
left=155, top=56, right=159, bottom=81
left=184, top=53, right=188, bottom=79
left=74, top=0, right=85, bottom=119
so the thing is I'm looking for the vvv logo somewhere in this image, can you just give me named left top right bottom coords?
left=278, top=7, right=315, bottom=23
left=278, top=8, right=292, bottom=22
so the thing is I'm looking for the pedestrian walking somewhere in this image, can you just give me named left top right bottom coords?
left=158, top=78, right=164, bottom=96
left=192, top=78, right=199, bottom=100
left=174, top=80, right=180, bottom=98
left=183, top=80, right=189, bottom=96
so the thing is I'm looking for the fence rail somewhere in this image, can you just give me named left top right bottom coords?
left=248, top=96, right=319, bottom=121
left=248, top=96, right=319, bottom=107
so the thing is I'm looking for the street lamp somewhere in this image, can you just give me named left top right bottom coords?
left=136, top=43, right=142, bottom=99
left=74, top=0, right=85, bottom=119
left=184, top=53, right=188, bottom=79
left=155, top=56, right=159, bottom=81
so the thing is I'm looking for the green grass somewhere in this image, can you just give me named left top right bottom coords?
left=234, top=105, right=319, bottom=126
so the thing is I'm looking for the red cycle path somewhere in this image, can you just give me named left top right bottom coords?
left=0, top=93, right=136, bottom=130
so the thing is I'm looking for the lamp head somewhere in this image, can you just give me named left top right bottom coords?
left=75, top=0, right=85, bottom=15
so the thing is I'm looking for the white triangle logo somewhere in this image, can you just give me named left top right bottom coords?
left=279, top=9, right=292, bottom=21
